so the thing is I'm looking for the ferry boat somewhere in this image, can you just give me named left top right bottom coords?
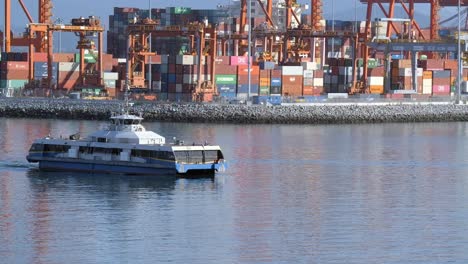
left=26, top=113, right=226, bottom=176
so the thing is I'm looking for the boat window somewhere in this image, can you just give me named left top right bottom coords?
left=152, top=151, right=175, bottom=161
left=131, top=149, right=157, bottom=158
left=112, top=148, right=121, bottom=155
left=174, top=150, right=204, bottom=163
left=29, top=143, right=44, bottom=152
left=44, top=144, right=71, bottom=153
left=97, top=137, right=107, bottom=143
left=93, top=147, right=112, bottom=154
left=204, top=150, right=220, bottom=162
left=79, top=146, right=93, bottom=154
left=132, top=119, right=140, bottom=125
left=124, top=119, right=132, bottom=125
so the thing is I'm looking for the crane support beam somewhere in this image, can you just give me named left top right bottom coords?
left=18, top=0, right=34, bottom=23
left=256, top=0, right=274, bottom=27
left=5, top=0, right=11, bottom=52
left=311, top=0, right=323, bottom=30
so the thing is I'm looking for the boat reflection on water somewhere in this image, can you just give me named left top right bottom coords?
left=26, top=168, right=218, bottom=197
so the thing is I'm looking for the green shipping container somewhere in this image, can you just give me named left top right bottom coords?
left=169, top=7, right=191, bottom=14
left=215, top=75, right=237, bottom=85
left=259, top=86, right=270, bottom=95
left=74, top=53, right=97, bottom=63
left=357, top=58, right=378, bottom=68
left=0, top=79, right=28, bottom=89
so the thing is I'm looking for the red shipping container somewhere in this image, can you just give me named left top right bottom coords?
left=34, top=52, right=48, bottom=62
left=419, top=59, right=444, bottom=70
left=1, top=61, right=28, bottom=70
left=216, top=65, right=237, bottom=75
left=368, top=67, right=385, bottom=76
left=270, top=69, right=282, bottom=78
left=53, top=53, right=75, bottom=62
left=0, top=70, right=29, bottom=79
left=281, top=75, right=303, bottom=96
left=237, top=73, right=259, bottom=84
left=432, top=77, right=450, bottom=86
left=175, top=64, right=183, bottom=73
left=168, top=64, right=176, bottom=74
left=303, top=85, right=314, bottom=95
left=168, top=83, right=177, bottom=93
left=176, top=74, right=183, bottom=83
left=259, top=69, right=270, bottom=78
left=328, top=58, right=338, bottom=66
left=314, top=70, right=324, bottom=78
left=145, top=55, right=162, bottom=64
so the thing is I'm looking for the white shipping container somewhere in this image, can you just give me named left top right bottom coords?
left=58, top=62, right=79, bottom=72
left=103, top=72, right=119, bottom=80
left=282, top=66, right=303, bottom=76
left=399, top=68, right=423, bottom=77
left=117, top=58, right=126, bottom=63
left=327, top=93, right=348, bottom=99
left=104, top=80, right=116, bottom=88
left=301, top=62, right=318, bottom=70
left=369, top=76, right=384, bottom=86
left=313, top=78, right=324, bottom=87
left=303, top=70, right=314, bottom=78
left=423, top=79, right=432, bottom=94
left=153, top=81, right=161, bottom=91
left=176, top=55, right=195, bottom=65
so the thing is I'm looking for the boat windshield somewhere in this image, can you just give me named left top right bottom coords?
left=123, top=119, right=140, bottom=125
left=112, top=119, right=140, bottom=125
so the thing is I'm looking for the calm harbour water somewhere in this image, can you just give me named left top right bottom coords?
left=1, top=117, right=468, bottom=263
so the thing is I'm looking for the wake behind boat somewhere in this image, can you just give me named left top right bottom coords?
left=26, top=112, right=226, bottom=176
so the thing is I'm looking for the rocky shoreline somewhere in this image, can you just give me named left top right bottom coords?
left=1, top=97, right=468, bottom=124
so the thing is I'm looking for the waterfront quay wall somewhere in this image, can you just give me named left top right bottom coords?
left=1, top=98, right=468, bottom=124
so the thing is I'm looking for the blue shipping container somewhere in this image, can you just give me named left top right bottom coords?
left=271, top=77, right=281, bottom=86
left=219, top=92, right=237, bottom=99
left=217, top=84, right=236, bottom=94
left=259, top=61, right=276, bottom=70
left=160, top=81, right=168, bottom=93
left=237, top=84, right=259, bottom=94
left=252, top=95, right=282, bottom=105
left=167, top=74, right=176, bottom=83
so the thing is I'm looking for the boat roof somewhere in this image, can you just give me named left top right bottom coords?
left=111, top=114, right=143, bottom=120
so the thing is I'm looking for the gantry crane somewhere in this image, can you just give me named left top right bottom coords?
left=127, top=19, right=217, bottom=100
left=4, top=0, right=104, bottom=89
left=357, top=0, right=468, bottom=93
left=4, top=0, right=53, bottom=52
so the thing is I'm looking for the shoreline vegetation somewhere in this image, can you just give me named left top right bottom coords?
left=1, top=97, right=468, bottom=124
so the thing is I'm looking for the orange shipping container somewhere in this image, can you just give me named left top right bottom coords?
left=392, top=59, right=412, bottom=68
left=369, top=85, right=384, bottom=94
left=423, top=71, right=432, bottom=79
left=303, top=86, right=323, bottom=95
left=237, top=65, right=260, bottom=75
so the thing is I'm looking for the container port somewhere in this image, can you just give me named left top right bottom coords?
left=1, top=0, right=468, bottom=104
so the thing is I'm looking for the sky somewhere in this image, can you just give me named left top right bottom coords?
left=0, top=0, right=460, bottom=52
